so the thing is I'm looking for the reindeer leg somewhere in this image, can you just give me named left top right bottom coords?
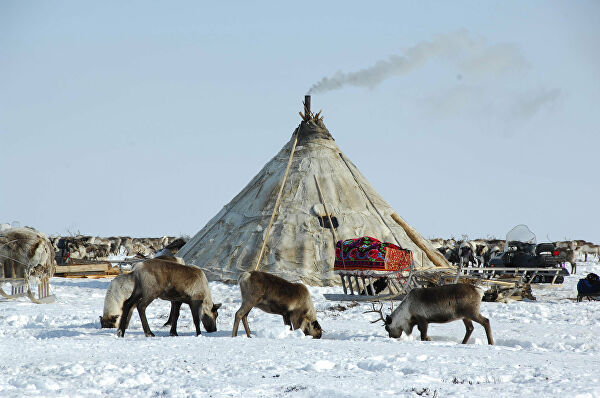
left=125, top=305, right=136, bottom=329
left=117, top=287, right=143, bottom=337
left=190, top=300, right=203, bottom=336
left=473, top=314, right=494, bottom=345
left=417, top=319, right=431, bottom=341
left=242, top=314, right=251, bottom=337
left=462, top=319, right=474, bottom=344
left=283, top=312, right=292, bottom=330
left=169, top=301, right=182, bottom=336
left=232, top=310, right=242, bottom=337
left=233, top=302, right=254, bottom=337
left=137, top=299, right=155, bottom=337
left=164, top=301, right=179, bottom=327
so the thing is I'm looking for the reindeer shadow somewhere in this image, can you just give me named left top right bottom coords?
left=36, top=330, right=84, bottom=339
left=322, top=330, right=387, bottom=341
left=203, top=330, right=231, bottom=338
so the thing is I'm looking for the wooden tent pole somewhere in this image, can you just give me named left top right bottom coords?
left=390, top=213, right=451, bottom=268
left=253, top=132, right=299, bottom=271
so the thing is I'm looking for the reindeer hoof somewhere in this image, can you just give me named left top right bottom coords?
left=116, top=330, right=124, bottom=338
left=424, top=336, right=431, bottom=341
left=145, top=332, right=155, bottom=337
left=170, top=331, right=178, bottom=336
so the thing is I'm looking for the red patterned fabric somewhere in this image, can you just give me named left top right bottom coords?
left=334, top=236, right=412, bottom=271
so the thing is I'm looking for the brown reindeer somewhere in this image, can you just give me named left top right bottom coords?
left=117, top=258, right=221, bottom=337
left=369, top=284, right=494, bottom=345
left=232, top=271, right=322, bottom=339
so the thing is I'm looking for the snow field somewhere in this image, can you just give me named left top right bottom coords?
left=0, top=263, right=599, bottom=397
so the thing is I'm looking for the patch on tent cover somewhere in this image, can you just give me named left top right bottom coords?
left=334, top=236, right=412, bottom=271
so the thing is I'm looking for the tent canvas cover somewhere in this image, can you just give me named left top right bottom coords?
left=178, top=102, right=449, bottom=286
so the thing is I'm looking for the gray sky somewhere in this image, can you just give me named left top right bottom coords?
left=1, top=1, right=599, bottom=242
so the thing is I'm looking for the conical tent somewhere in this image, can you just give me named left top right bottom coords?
left=178, top=103, right=449, bottom=286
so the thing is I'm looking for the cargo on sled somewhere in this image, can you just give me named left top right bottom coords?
left=323, top=236, right=417, bottom=302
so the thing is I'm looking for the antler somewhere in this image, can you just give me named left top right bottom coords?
left=363, top=302, right=386, bottom=324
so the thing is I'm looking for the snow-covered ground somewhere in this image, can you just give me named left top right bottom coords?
left=1, top=263, right=599, bottom=397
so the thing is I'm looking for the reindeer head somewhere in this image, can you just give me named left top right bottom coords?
left=366, top=302, right=411, bottom=339
left=387, top=303, right=416, bottom=339
left=385, top=316, right=413, bottom=339
left=201, top=303, right=222, bottom=333
left=301, top=318, right=322, bottom=339
left=99, top=315, right=119, bottom=328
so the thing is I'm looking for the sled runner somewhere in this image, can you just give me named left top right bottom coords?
left=0, top=275, right=55, bottom=304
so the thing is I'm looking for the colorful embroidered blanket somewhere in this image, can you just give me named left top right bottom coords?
left=334, top=236, right=412, bottom=271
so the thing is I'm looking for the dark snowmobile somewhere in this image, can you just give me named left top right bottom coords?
left=488, top=225, right=569, bottom=284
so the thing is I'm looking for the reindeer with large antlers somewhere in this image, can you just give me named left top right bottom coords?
left=366, top=284, right=494, bottom=345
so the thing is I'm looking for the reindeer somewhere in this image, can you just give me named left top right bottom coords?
left=102, top=256, right=194, bottom=330
left=117, top=258, right=221, bottom=337
left=232, top=271, right=322, bottom=339
left=458, top=241, right=478, bottom=266
left=578, top=242, right=600, bottom=262
left=367, top=284, right=494, bottom=345
left=555, top=241, right=577, bottom=274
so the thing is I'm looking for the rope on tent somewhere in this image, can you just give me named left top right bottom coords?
left=253, top=131, right=299, bottom=271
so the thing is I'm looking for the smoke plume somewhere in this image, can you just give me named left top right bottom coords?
left=307, top=31, right=527, bottom=94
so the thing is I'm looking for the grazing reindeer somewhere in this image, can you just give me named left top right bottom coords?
left=117, top=258, right=221, bottom=337
left=232, top=271, right=322, bottom=339
left=368, top=284, right=494, bottom=345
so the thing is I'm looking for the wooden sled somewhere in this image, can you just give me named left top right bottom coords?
left=0, top=276, right=55, bottom=304
left=457, top=266, right=565, bottom=288
left=324, top=246, right=417, bottom=303
left=449, top=266, right=569, bottom=302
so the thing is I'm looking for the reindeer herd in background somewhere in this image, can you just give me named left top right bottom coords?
left=48, top=235, right=184, bottom=261
left=431, top=237, right=600, bottom=272
left=43, top=233, right=600, bottom=273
